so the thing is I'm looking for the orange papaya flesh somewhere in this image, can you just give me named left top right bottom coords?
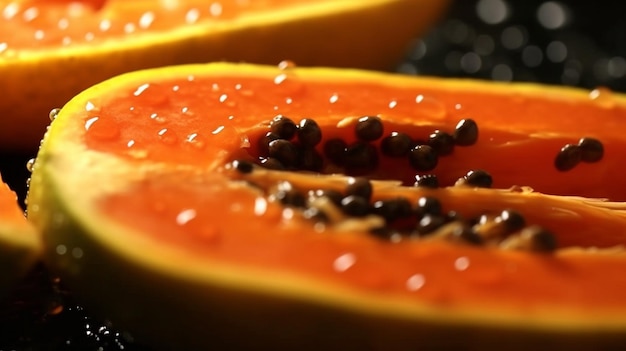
left=0, top=0, right=450, bottom=152
left=0, top=172, right=41, bottom=297
left=27, top=63, right=626, bottom=349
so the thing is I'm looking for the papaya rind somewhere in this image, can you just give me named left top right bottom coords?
left=27, top=62, right=626, bottom=350
left=0, top=0, right=449, bottom=152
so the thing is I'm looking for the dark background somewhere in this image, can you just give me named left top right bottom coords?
left=1, top=1, right=625, bottom=350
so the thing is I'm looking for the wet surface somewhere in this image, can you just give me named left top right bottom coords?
left=1, top=1, right=625, bottom=350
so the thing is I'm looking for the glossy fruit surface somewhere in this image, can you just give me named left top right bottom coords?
left=0, top=172, right=41, bottom=296
left=0, top=0, right=449, bottom=151
left=27, top=62, right=626, bottom=350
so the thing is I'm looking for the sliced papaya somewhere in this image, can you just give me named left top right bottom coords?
left=0, top=172, right=41, bottom=297
left=27, top=63, right=626, bottom=350
left=0, top=0, right=449, bottom=152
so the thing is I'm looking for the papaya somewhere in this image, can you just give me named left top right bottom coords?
left=0, top=172, right=41, bottom=297
left=0, top=0, right=449, bottom=152
left=26, top=62, right=626, bottom=350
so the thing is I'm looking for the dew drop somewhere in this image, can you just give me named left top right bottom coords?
left=2, top=3, right=18, bottom=20
left=406, top=274, right=425, bottom=291
left=333, top=253, right=356, bottom=272
left=415, top=94, right=446, bottom=119
left=589, top=87, right=616, bottom=108
left=26, top=158, right=35, bottom=172
left=23, top=7, right=39, bottom=22
left=209, top=2, right=223, bottom=17
left=176, top=208, right=197, bottom=225
left=158, top=128, right=177, bottom=144
left=219, top=94, right=228, bottom=103
left=388, top=100, right=398, bottom=109
left=212, top=125, right=225, bottom=135
left=139, top=11, right=155, bottom=29
left=329, top=93, right=339, bottom=104
left=85, top=101, right=95, bottom=112
left=34, top=30, right=45, bottom=41
left=454, top=256, right=470, bottom=271
left=99, top=19, right=112, bottom=32
left=172, top=85, right=180, bottom=92
left=58, top=18, right=69, bottom=30
left=133, top=83, right=150, bottom=96
left=124, top=22, right=136, bottom=34
left=0, top=42, right=7, bottom=54
left=185, top=8, right=200, bottom=24
left=127, top=140, right=135, bottom=148
left=274, top=73, right=287, bottom=85
left=49, top=108, right=61, bottom=121
left=254, top=197, right=267, bottom=216
left=85, top=117, right=121, bottom=141
left=278, top=60, right=296, bottom=70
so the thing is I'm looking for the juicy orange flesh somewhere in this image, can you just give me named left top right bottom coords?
left=1, top=0, right=321, bottom=50
left=80, top=70, right=626, bottom=313
left=0, top=174, right=27, bottom=226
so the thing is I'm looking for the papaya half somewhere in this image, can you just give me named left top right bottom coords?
left=26, top=62, right=626, bottom=350
left=0, top=0, right=449, bottom=152
left=0, top=172, right=41, bottom=297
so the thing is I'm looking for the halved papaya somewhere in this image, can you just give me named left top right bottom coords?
left=27, top=62, right=626, bottom=350
left=0, top=0, right=449, bottom=152
left=0, top=172, right=41, bottom=297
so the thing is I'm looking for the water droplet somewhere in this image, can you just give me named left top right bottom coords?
left=85, top=101, right=95, bottom=111
left=219, top=94, right=228, bottom=103
left=3, top=3, right=19, bottom=20
left=176, top=209, right=197, bottom=225
left=415, top=94, right=446, bottom=119
left=274, top=73, right=287, bottom=85
left=127, top=140, right=135, bottom=148
left=388, top=100, right=398, bottom=109
left=150, top=113, right=166, bottom=123
left=58, top=18, right=69, bottom=30
left=185, top=8, right=200, bottom=24
left=172, top=85, right=180, bottom=92
left=254, top=197, right=267, bottom=216
left=285, top=97, right=293, bottom=105
left=26, top=158, right=35, bottom=172
left=124, top=22, right=136, bottom=34
left=181, top=107, right=189, bottom=114
left=34, top=30, right=45, bottom=41
left=49, top=108, right=61, bottom=121
left=23, top=7, right=39, bottom=22
left=99, top=19, right=112, bottom=32
left=133, top=83, right=150, bottom=96
left=278, top=60, right=296, bottom=70
left=139, top=11, right=155, bottom=29
left=329, top=93, right=339, bottom=104
left=84, top=32, right=95, bottom=41
left=406, top=274, right=425, bottom=291
left=211, top=125, right=225, bottom=135
left=454, top=256, right=470, bottom=271
left=333, top=253, right=356, bottom=272
left=209, top=2, right=223, bottom=16
left=85, top=117, right=121, bottom=141
left=589, top=87, right=616, bottom=108
left=0, top=42, right=7, bottom=54
left=158, top=128, right=177, bottom=144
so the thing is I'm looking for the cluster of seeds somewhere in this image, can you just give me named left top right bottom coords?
left=255, top=114, right=480, bottom=179
left=232, top=161, right=557, bottom=253
left=554, top=137, right=604, bottom=171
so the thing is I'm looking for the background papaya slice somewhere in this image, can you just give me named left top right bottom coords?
left=0, top=172, right=41, bottom=297
left=27, top=63, right=626, bottom=350
left=0, top=0, right=450, bottom=152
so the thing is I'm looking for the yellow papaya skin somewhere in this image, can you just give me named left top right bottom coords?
left=27, top=62, right=626, bottom=350
left=0, top=0, right=449, bottom=152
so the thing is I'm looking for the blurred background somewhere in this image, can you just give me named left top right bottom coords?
left=1, top=0, right=625, bottom=350
left=403, top=0, right=626, bottom=91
